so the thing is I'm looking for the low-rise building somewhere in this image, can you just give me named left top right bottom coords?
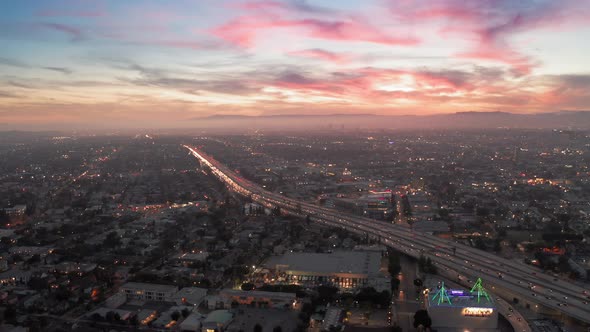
left=219, top=289, right=296, bottom=309
left=180, top=313, right=205, bottom=332
left=202, top=310, right=234, bottom=332
left=120, top=282, right=178, bottom=302
left=175, top=287, right=208, bottom=306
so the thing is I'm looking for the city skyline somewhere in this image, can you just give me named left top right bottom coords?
left=1, top=0, right=590, bottom=129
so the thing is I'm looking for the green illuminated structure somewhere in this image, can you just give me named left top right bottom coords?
left=432, top=282, right=452, bottom=305
left=470, top=278, right=491, bottom=303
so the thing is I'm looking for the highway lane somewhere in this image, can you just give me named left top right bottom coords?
left=246, top=175, right=590, bottom=300
left=183, top=145, right=590, bottom=324
left=254, top=191, right=590, bottom=310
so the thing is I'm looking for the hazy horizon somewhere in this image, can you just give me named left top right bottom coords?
left=4, top=111, right=590, bottom=133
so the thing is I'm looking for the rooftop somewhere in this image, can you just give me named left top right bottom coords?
left=265, top=250, right=382, bottom=276
left=121, top=282, right=178, bottom=293
left=204, top=310, right=234, bottom=324
left=428, top=289, right=495, bottom=309
left=221, top=289, right=296, bottom=300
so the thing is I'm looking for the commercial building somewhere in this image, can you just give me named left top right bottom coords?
left=264, top=250, right=390, bottom=291
left=426, top=281, right=498, bottom=332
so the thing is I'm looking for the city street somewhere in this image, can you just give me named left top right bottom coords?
left=392, top=255, right=423, bottom=332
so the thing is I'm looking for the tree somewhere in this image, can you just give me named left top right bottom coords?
left=418, top=255, right=437, bottom=274
left=171, top=310, right=181, bottom=321
left=0, top=210, right=9, bottom=225
left=317, top=285, right=339, bottom=304
left=4, top=305, right=17, bottom=323
left=0, top=236, right=11, bottom=246
left=418, top=255, right=426, bottom=270
left=413, top=278, right=423, bottom=287
left=388, top=253, right=401, bottom=276
left=105, top=311, right=117, bottom=322
left=273, top=206, right=281, bottom=216
left=425, top=257, right=437, bottom=274
left=254, top=324, right=263, bottom=332
left=27, top=254, right=41, bottom=265
left=476, top=207, right=489, bottom=217
left=90, top=313, right=103, bottom=322
left=182, top=308, right=191, bottom=318
left=355, top=287, right=391, bottom=307
left=103, top=231, right=121, bottom=248
left=241, top=282, right=255, bottom=291
left=474, top=237, right=486, bottom=250
left=438, top=208, right=450, bottom=219
left=493, top=239, right=502, bottom=252
left=413, top=310, right=432, bottom=329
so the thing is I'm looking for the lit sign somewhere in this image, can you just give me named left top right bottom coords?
left=462, top=308, right=494, bottom=317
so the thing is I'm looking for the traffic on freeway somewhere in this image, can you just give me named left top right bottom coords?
left=184, top=145, right=590, bottom=325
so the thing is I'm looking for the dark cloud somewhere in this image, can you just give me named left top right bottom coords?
left=557, top=74, right=590, bottom=88
left=36, top=10, right=105, bottom=18
left=121, top=62, right=262, bottom=95
left=290, top=0, right=336, bottom=14
left=40, top=23, right=85, bottom=42
left=0, top=57, right=29, bottom=68
left=275, top=71, right=317, bottom=85
left=43, top=67, right=73, bottom=75
left=8, top=81, right=34, bottom=89
left=0, top=91, right=18, bottom=98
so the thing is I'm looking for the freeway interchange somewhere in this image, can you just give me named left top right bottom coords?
left=184, top=145, right=590, bottom=325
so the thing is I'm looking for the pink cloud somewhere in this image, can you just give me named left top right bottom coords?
left=389, top=0, right=590, bottom=75
left=268, top=67, right=476, bottom=99
left=457, top=47, right=535, bottom=76
left=288, top=49, right=351, bottom=63
left=213, top=17, right=418, bottom=47
left=212, top=2, right=418, bottom=48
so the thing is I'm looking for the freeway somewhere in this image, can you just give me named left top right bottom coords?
left=184, top=145, right=590, bottom=325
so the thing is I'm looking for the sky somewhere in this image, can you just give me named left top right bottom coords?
left=0, top=0, right=589, bottom=129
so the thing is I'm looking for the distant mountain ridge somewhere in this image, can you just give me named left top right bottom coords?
left=203, top=113, right=374, bottom=119
left=193, top=111, right=590, bottom=130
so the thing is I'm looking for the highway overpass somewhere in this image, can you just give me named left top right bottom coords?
left=184, top=144, right=590, bottom=325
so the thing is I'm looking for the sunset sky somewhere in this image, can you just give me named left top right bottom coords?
left=1, top=0, right=590, bottom=129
